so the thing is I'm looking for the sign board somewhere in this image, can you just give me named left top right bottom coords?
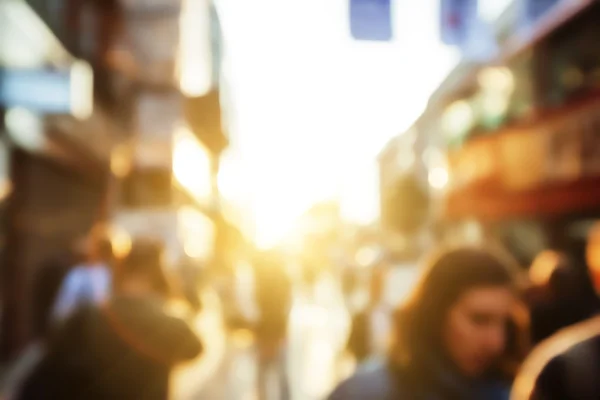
left=440, top=0, right=497, bottom=60
left=0, top=63, right=93, bottom=118
left=522, top=0, right=561, bottom=26
left=349, top=0, right=393, bottom=41
left=440, top=0, right=473, bottom=46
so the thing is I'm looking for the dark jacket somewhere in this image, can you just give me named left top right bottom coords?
left=512, top=316, right=600, bottom=400
left=329, top=359, right=510, bottom=400
left=17, top=295, right=202, bottom=400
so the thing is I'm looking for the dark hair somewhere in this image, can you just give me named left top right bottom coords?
left=94, top=237, right=114, bottom=265
left=391, top=246, right=526, bottom=378
left=116, top=238, right=171, bottom=297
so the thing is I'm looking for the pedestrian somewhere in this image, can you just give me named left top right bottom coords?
left=329, top=245, right=527, bottom=400
left=15, top=237, right=203, bottom=400
left=253, top=251, right=292, bottom=400
left=346, top=265, right=393, bottom=363
left=53, top=225, right=114, bottom=321
left=511, top=225, right=600, bottom=400
left=526, top=250, right=599, bottom=345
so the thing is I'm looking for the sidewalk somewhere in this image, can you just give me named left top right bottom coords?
left=171, top=288, right=228, bottom=400
left=192, top=272, right=353, bottom=400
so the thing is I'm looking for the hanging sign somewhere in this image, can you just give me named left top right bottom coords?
left=349, top=0, right=393, bottom=41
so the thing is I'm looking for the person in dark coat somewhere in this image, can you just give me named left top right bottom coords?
left=526, top=250, right=600, bottom=345
left=330, top=246, right=527, bottom=400
left=511, top=227, right=600, bottom=400
left=15, top=238, right=202, bottom=400
left=347, top=265, right=392, bottom=363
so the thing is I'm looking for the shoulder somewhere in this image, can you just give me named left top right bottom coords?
left=63, top=267, right=84, bottom=282
left=480, top=380, right=511, bottom=400
left=328, top=360, right=400, bottom=400
left=511, top=316, right=600, bottom=400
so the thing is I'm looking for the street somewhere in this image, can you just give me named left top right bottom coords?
left=175, top=274, right=352, bottom=400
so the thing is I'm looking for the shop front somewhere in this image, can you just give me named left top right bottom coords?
left=438, top=1, right=600, bottom=263
left=0, top=0, right=117, bottom=358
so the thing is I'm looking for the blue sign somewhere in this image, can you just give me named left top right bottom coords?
left=440, top=0, right=474, bottom=46
left=0, top=65, right=92, bottom=117
left=349, top=0, right=393, bottom=42
left=0, top=69, right=71, bottom=113
left=440, top=0, right=497, bottom=61
left=523, top=0, right=561, bottom=26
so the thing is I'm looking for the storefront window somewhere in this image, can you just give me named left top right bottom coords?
left=545, top=4, right=600, bottom=108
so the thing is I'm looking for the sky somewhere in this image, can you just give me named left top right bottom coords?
left=216, top=0, right=461, bottom=248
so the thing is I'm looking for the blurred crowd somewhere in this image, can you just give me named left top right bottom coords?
left=4, top=221, right=600, bottom=400
left=335, top=227, right=600, bottom=400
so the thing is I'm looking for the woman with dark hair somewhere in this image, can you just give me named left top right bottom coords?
left=329, top=246, right=527, bottom=400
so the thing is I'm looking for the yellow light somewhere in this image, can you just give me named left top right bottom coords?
left=428, top=166, right=449, bottom=189
left=356, top=246, right=380, bottom=267
left=442, top=100, right=474, bottom=140
left=173, top=126, right=212, bottom=202
left=178, top=206, right=214, bottom=259
left=478, top=67, right=514, bottom=93
left=110, top=143, right=132, bottom=178
left=481, top=93, right=509, bottom=117
left=529, top=250, right=560, bottom=286
left=105, top=224, right=132, bottom=259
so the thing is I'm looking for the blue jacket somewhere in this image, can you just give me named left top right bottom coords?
left=329, top=359, right=510, bottom=400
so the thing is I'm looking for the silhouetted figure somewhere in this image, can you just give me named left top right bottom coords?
left=512, top=227, right=600, bottom=400
left=526, top=250, right=600, bottom=345
left=253, top=251, right=292, bottom=400
left=347, top=266, right=392, bottom=363
left=16, top=238, right=202, bottom=400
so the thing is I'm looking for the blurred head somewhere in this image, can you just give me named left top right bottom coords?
left=95, top=237, right=114, bottom=264
left=80, top=223, right=114, bottom=264
left=393, top=246, right=522, bottom=379
left=116, top=238, right=171, bottom=297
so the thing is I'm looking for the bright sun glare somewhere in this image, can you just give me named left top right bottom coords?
left=213, top=0, right=458, bottom=248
